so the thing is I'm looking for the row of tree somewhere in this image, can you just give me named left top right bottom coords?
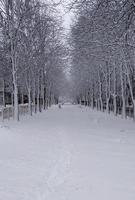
left=0, top=0, right=66, bottom=121
left=70, top=0, right=135, bottom=120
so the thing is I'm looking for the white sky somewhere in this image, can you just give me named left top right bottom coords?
left=46, top=0, right=73, bottom=31
left=59, top=1, right=73, bottom=30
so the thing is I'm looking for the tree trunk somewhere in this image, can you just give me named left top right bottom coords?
left=37, top=86, right=40, bottom=112
left=14, top=84, right=19, bottom=121
left=113, top=64, right=117, bottom=116
left=28, top=87, right=32, bottom=116
left=106, top=73, right=110, bottom=113
left=21, top=94, right=24, bottom=104
left=106, top=98, right=110, bottom=113
left=12, top=53, right=19, bottom=121
left=33, top=83, right=36, bottom=113
left=3, top=80, right=5, bottom=107
left=98, top=69, right=103, bottom=112
left=114, top=95, right=117, bottom=116
left=10, top=0, right=19, bottom=121
left=120, top=64, right=126, bottom=119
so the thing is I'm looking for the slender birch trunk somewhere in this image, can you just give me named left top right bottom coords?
left=33, top=82, right=36, bottom=113
left=9, top=1, right=19, bottom=121
left=98, top=70, right=103, bottom=112
left=37, top=78, right=40, bottom=112
left=113, top=64, right=117, bottom=116
left=120, top=64, right=126, bottom=119
left=28, top=87, right=32, bottom=116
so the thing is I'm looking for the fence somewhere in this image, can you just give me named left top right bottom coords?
left=0, top=104, right=35, bottom=121
left=81, top=100, right=134, bottom=119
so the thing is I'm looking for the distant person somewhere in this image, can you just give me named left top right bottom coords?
left=58, top=103, right=62, bottom=109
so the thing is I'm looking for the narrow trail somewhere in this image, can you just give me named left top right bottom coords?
left=0, top=105, right=135, bottom=200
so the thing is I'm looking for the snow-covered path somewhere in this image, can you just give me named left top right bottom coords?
left=0, top=105, right=135, bottom=200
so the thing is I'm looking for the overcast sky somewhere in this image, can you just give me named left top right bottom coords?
left=56, top=0, right=73, bottom=30
left=46, top=0, right=73, bottom=31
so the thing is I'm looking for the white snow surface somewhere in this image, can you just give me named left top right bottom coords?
left=0, top=105, right=135, bottom=200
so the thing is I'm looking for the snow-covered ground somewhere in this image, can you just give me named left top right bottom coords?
left=0, top=105, right=135, bottom=200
